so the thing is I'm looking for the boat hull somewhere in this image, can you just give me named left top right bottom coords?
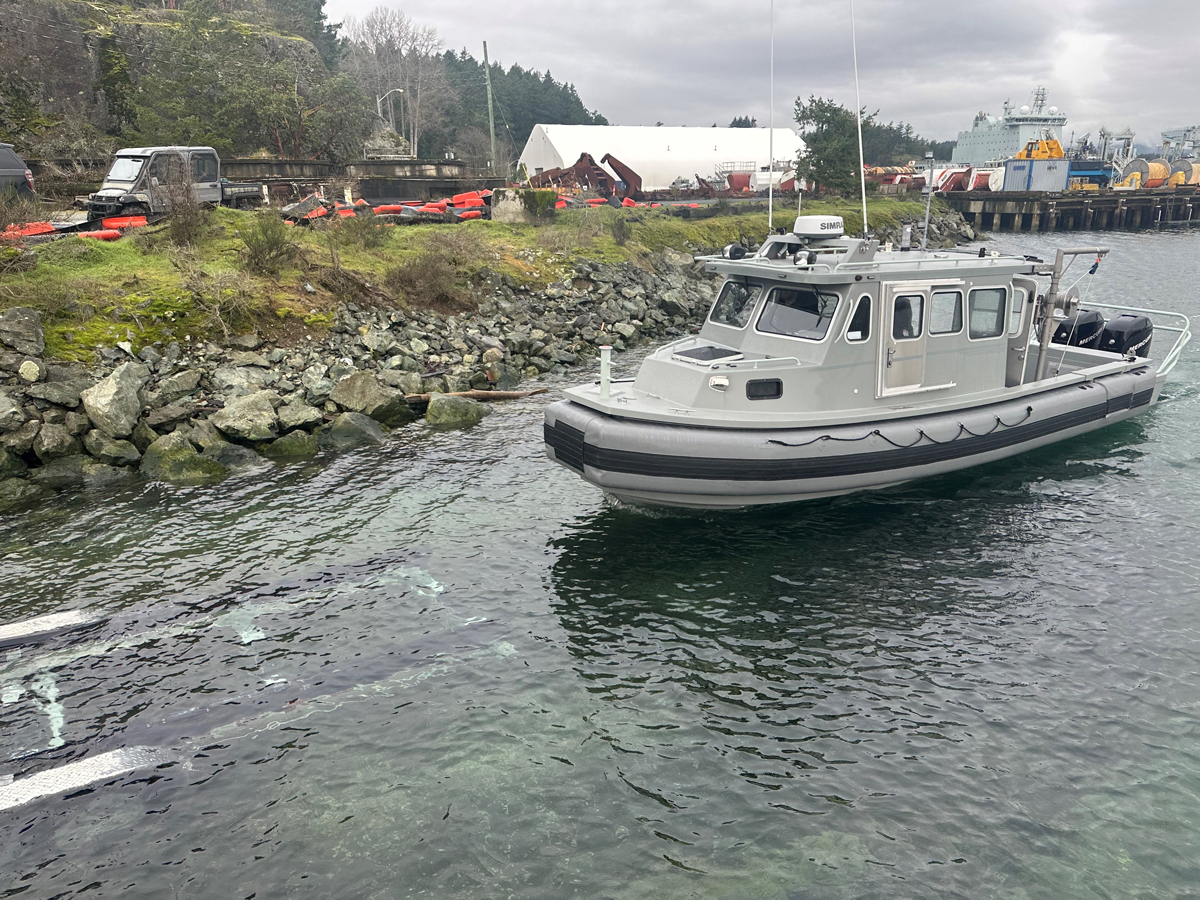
left=544, top=365, right=1160, bottom=508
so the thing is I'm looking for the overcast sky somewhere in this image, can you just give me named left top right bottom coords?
left=326, top=0, right=1196, bottom=150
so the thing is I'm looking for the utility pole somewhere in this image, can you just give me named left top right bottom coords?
left=482, top=41, right=498, bottom=175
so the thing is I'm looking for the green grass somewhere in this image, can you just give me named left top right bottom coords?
left=0, top=196, right=940, bottom=362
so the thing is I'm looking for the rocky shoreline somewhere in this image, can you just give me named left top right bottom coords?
left=0, top=211, right=977, bottom=514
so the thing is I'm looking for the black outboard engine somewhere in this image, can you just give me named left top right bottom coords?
left=1052, top=309, right=1106, bottom=348
left=1099, top=314, right=1153, bottom=358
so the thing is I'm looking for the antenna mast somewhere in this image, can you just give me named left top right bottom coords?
left=849, top=0, right=868, bottom=237
left=483, top=41, right=498, bottom=175
left=768, top=0, right=775, bottom=234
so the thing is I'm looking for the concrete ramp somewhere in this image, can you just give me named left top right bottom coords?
left=0, top=747, right=172, bottom=812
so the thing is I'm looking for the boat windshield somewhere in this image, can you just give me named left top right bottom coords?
left=709, top=281, right=761, bottom=329
left=757, top=286, right=840, bottom=341
left=105, top=157, right=146, bottom=183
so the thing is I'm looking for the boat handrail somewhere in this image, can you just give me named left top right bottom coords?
left=710, top=356, right=801, bottom=371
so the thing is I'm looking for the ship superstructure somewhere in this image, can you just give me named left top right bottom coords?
left=952, top=87, right=1068, bottom=166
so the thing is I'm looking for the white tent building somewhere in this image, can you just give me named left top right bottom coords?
left=518, top=124, right=804, bottom=192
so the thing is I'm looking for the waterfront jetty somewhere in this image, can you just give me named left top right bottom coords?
left=944, top=188, right=1198, bottom=234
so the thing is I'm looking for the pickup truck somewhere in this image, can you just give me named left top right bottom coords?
left=86, top=146, right=265, bottom=219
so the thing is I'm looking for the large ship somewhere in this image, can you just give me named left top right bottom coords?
left=952, top=87, right=1067, bottom=166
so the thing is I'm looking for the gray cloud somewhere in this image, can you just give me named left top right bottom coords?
left=326, top=0, right=1198, bottom=148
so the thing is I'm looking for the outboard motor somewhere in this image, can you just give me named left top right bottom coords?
left=1099, top=314, right=1153, bottom=358
left=1052, top=309, right=1106, bottom=348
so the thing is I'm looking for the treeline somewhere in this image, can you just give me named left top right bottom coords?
left=794, top=96, right=955, bottom=193
left=0, top=0, right=606, bottom=167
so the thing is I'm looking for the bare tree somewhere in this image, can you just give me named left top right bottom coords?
left=342, top=7, right=455, bottom=157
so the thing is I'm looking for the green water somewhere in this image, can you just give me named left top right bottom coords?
left=1, top=229, right=1198, bottom=899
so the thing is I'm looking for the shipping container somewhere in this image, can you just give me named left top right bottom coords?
left=1002, top=158, right=1069, bottom=192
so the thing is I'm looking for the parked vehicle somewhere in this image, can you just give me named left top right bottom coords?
left=0, top=143, right=35, bottom=198
left=86, top=146, right=264, bottom=218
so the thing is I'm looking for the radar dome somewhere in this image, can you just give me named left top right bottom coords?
left=1048, top=106, right=1059, bottom=115
left=1019, top=105, right=1031, bottom=115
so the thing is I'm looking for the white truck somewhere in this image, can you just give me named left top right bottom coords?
left=86, top=146, right=264, bottom=219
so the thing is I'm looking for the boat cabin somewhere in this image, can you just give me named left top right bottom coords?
left=563, top=215, right=1164, bottom=428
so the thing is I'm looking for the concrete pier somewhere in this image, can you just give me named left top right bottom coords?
left=944, top=188, right=1199, bottom=233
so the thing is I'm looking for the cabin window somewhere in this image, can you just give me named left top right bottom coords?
left=892, top=295, right=923, bottom=340
left=757, top=287, right=840, bottom=341
left=969, top=288, right=1007, bottom=339
left=190, top=153, right=218, bottom=183
left=845, top=295, right=871, bottom=342
left=709, top=281, right=761, bottom=329
left=930, top=291, right=963, bottom=335
left=1009, top=288, right=1026, bottom=335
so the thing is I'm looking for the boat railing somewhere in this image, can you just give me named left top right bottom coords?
left=709, top=356, right=801, bottom=371
left=1081, top=301, right=1192, bottom=377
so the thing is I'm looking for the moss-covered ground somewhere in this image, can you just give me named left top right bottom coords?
left=0, top=197, right=935, bottom=363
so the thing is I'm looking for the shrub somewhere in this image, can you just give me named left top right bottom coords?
left=238, top=211, right=297, bottom=275
left=337, top=207, right=387, bottom=249
left=385, top=251, right=470, bottom=313
left=609, top=216, right=633, bottom=246
left=164, top=185, right=210, bottom=247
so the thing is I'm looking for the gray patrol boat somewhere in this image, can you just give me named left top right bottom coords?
left=545, top=215, right=1191, bottom=508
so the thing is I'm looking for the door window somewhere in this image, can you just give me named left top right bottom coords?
left=892, top=295, right=923, bottom=340
left=845, top=295, right=870, bottom=342
left=929, top=291, right=962, bottom=334
left=191, top=153, right=219, bottom=183
left=1009, top=288, right=1026, bottom=335
left=969, top=288, right=1007, bottom=339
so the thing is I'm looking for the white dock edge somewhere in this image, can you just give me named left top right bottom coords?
left=0, top=747, right=173, bottom=812
left=0, top=610, right=103, bottom=650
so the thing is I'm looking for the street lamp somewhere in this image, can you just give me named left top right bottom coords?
left=376, top=88, right=404, bottom=129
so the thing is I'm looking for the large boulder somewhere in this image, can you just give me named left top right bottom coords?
left=1, top=421, right=39, bottom=455
left=150, top=369, right=201, bottom=406
left=33, top=424, right=81, bottom=462
left=329, top=372, right=415, bottom=427
left=141, top=431, right=227, bottom=484
left=83, top=430, right=141, bottom=467
left=261, top=429, right=317, bottom=459
left=278, top=401, right=324, bottom=432
left=0, top=392, right=26, bottom=433
left=210, top=391, right=280, bottom=443
left=425, top=394, right=492, bottom=429
left=321, top=412, right=387, bottom=450
left=376, top=370, right=424, bottom=395
left=0, top=307, right=44, bottom=357
left=201, top=440, right=266, bottom=472
left=80, top=363, right=147, bottom=439
left=28, top=455, right=132, bottom=489
left=0, top=447, right=27, bottom=479
left=0, top=477, right=51, bottom=513
left=211, top=366, right=273, bottom=392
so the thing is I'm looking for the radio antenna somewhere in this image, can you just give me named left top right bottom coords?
left=849, top=0, right=868, bottom=237
left=768, top=0, right=775, bottom=234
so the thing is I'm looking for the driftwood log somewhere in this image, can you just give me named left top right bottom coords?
left=404, top=388, right=548, bottom=404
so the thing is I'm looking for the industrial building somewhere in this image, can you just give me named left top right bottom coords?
left=518, top=124, right=804, bottom=192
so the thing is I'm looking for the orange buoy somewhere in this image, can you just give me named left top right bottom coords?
left=101, top=216, right=148, bottom=230
left=457, top=210, right=482, bottom=220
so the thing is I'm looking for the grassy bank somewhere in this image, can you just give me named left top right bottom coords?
left=0, top=196, right=935, bottom=363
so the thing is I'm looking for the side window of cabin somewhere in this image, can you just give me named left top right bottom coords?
left=968, top=288, right=1007, bottom=339
left=1009, top=288, right=1026, bottom=335
left=929, top=291, right=962, bottom=335
left=709, top=282, right=762, bottom=329
left=191, top=153, right=219, bottom=183
left=757, top=287, right=840, bottom=341
left=845, top=295, right=870, bottom=342
left=892, top=295, right=923, bottom=340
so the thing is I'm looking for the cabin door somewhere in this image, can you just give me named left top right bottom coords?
left=879, top=286, right=929, bottom=397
